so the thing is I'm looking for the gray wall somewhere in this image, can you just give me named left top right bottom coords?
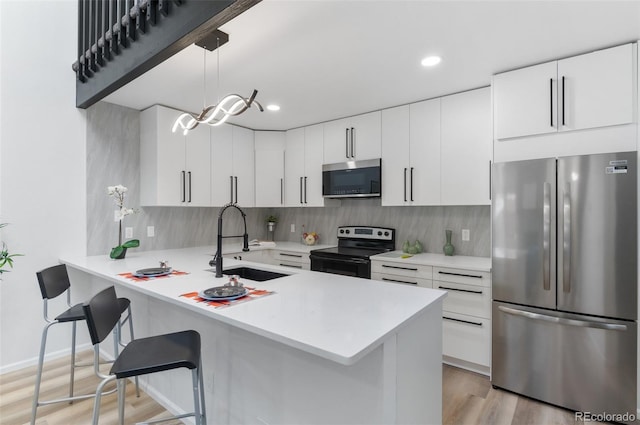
left=87, top=102, right=490, bottom=257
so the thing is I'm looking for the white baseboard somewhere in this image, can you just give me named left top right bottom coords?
left=0, top=342, right=92, bottom=375
left=443, top=355, right=491, bottom=377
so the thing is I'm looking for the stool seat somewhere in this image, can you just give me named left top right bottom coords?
left=54, top=303, right=85, bottom=322
left=111, top=330, right=200, bottom=379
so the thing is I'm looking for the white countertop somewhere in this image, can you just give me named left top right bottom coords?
left=223, top=240, right=334, bottom=254
left=61, top=246, right=446, bottom=366
left=370, top=250, right=491, bottom=272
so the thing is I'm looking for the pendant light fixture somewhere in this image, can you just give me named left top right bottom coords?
left=172, top=30, right=263, bottom=135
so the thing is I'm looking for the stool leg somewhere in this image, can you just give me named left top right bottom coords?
left=199, top=361, right=207, bottom=424
left=126, top=305, right=140, bottom=397
left=117, top=378, right=127, bottom=425
left=31, top=322, right=54, bottom=425
left=69, top=321, right=77, bottom=402
left=191, top=368, right=202, bottom=425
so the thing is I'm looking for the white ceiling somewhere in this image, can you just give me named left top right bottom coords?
left=103, top=0, right=640, bottom=131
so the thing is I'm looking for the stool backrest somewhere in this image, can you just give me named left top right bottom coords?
left=36, top=264, right=71, bottom=300
left=83, top=286, right=122, bottom=345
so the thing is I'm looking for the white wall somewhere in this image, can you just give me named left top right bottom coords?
left=0, top=0, right=88, bottom=372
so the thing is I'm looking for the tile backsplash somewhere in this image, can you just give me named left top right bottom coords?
left=87, top=102, right=490, bottom=258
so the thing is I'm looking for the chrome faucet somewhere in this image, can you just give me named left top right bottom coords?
left=209, top=203, right=249, bottom=278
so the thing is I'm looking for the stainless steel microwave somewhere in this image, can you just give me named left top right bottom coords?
left=322, top=158, right=381, bottom=198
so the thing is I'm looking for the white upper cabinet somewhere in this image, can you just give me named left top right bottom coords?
left=381, top=99, right=440, bottom=206
left=558, top=43, right=635, bottom=131
left=323, top=111, right=381, bottom=164
left=440, top=88, right=492, bottom=205
left=493, top=61, right=557, bottom=140
left=255, top=131, right=285, bottom=207
left=284, top=124, right=325, bottom=207
left=494, top=43, right=635, bottom=140
left=140, top=105, right=211, bottom=206
left=210, top=125, right=255, bottom=207
left=409, top=99, right=441, bottom=205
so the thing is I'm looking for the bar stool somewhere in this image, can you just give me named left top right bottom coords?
left=83, top=286, right=206, bottom=425
left=30, top=264, right=138, bottom=425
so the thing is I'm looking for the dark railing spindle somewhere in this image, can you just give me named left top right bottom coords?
left=96, top=0, right=104, bottom=66
left=102, top=0, right=110, bottom=62
left=137, top=0, right=146, bottom=34
left=77, top=0, right=86, bottom=81
left=84, top=0, right=94, bottom=77
left=110, top=0, right=119, bottom=55
left=148, top=0, right=157, bottom=25
left=118, top=0, right=128, bottom=48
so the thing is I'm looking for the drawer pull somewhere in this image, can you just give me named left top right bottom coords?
left=280, top=253, right=303, bottom=258
left=382, top=277, right=417, bottom=285
left=382, top=264, right=418, bottom=271
left=437, top=271, right=482, bottom=279
left=443, top=316, right=483, bottom=327
left=279, top=263, right=303, bottom=269
left=438, top=286, right=483, bottom=295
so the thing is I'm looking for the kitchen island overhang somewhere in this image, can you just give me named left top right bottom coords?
left=61, top=246, right=446, bottom=424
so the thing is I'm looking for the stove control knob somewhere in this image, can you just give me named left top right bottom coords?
left=384, top=231, right=389, bottom=236
left=339, top=229, right=345, bottom=234
left=345, top=229, right=350, bottom=234
left=377, top=231, right=382, bottom=236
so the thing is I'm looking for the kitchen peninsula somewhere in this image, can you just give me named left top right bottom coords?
left=61, top=246, right=446, bottom=424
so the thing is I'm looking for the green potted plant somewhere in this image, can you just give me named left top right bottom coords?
left=108, top=185, right=140, bottom=259
left=0, top=223, right=22, bottom=276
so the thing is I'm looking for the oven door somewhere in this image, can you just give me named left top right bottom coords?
left=310, top=254, right=371, bottom=279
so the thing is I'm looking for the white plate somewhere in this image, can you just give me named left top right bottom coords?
left=198, top=286, right=248, bottom=301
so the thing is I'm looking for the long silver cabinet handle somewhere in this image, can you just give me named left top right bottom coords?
left=543, top=182, right=551, bottom=291
left=381, top=264, right=418, bottom=271
left=383, top=277, right=417, bottom=285
left=437, top=271, right=482, bottom=279
left=437, top=286, right=483, bottom=295
left=563, top=183, right=571, bottom=293
left=279, top=253, right=303, bottom=258
left=443, top=316, right=483, bottom=327
left=498, top=306, right=627, bottom=331
left=181, top=171, right=186, bottom=202
left=229, top=176, right=234, bottom=203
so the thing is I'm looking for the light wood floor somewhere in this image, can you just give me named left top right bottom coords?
left=0, top=351, right=633, bottom=424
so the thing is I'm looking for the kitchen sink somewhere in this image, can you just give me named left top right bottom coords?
left=222, top=267, right=289, bottom=282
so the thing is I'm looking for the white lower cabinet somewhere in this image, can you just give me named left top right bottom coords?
left=223, top=250, right=265, bottom=263
left=270, top=250, right=310, bottom=270
left=371, top=257, right=492, bottom=375
left=434, top=266, right=491, bottom=374
left=370, top=260, right=433, bottom=288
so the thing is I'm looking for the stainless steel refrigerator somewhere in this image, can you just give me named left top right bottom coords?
left=492, top=151, right=637, bottom=418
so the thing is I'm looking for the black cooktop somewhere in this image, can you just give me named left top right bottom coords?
left=309, top=226, right=395, bottom=260
left=310, top=245, right=390, bottom=260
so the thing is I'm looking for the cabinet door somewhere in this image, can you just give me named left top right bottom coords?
left=381, top=105, right=410, bottom=206
left=210, top=124, right=234, bottom=206
left=140, top=105, right=186, bottom=206
left=184, top=124, right=211, bottom=206
left=440, top=88, right=492, bottom=205
left=558, top=43, right=634, bottom=132
left=410, top=98, right=441, bottom=205
left=323, top=117, right=349, bottom=164
left=255, top=131, right=285, bottom=207
left=303, top=124, right=325, bottom=207
left=493, top=61, right=557, bottom=139
left=232, top=126, right=255, bottom=207
left=350, top=111, right=381, bottom=160
left=284, top=128, right=305, bottom=206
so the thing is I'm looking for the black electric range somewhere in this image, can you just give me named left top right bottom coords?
left=309, top=226, right=395, bottom=279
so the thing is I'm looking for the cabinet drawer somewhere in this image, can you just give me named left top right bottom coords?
left=434, top=281, right=491, bottom=319
left=276, top=260, right=309, bottom=271
left=442, top=311, right=490, bottom=367
left=371, top=272, right=431, bottom=288
left=371, top=261, right=432, bottom=279
left=433, top=267, right=490, bottom=287
left=271, top=250, right=309, bottom=265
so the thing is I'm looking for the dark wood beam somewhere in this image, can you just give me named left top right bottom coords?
left=75, top=0, right=261, bottom=109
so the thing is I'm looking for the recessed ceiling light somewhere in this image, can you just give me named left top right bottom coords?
left=266, top=104, right=280, bottom=111
left=421, top=56, right=441, bottom=67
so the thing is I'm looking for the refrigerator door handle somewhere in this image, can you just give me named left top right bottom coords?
left=563, top=183, right=571, bottom=293
left=543, top=182, right=551, bottom=291
left=498, top=306, right=628, bottom=331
